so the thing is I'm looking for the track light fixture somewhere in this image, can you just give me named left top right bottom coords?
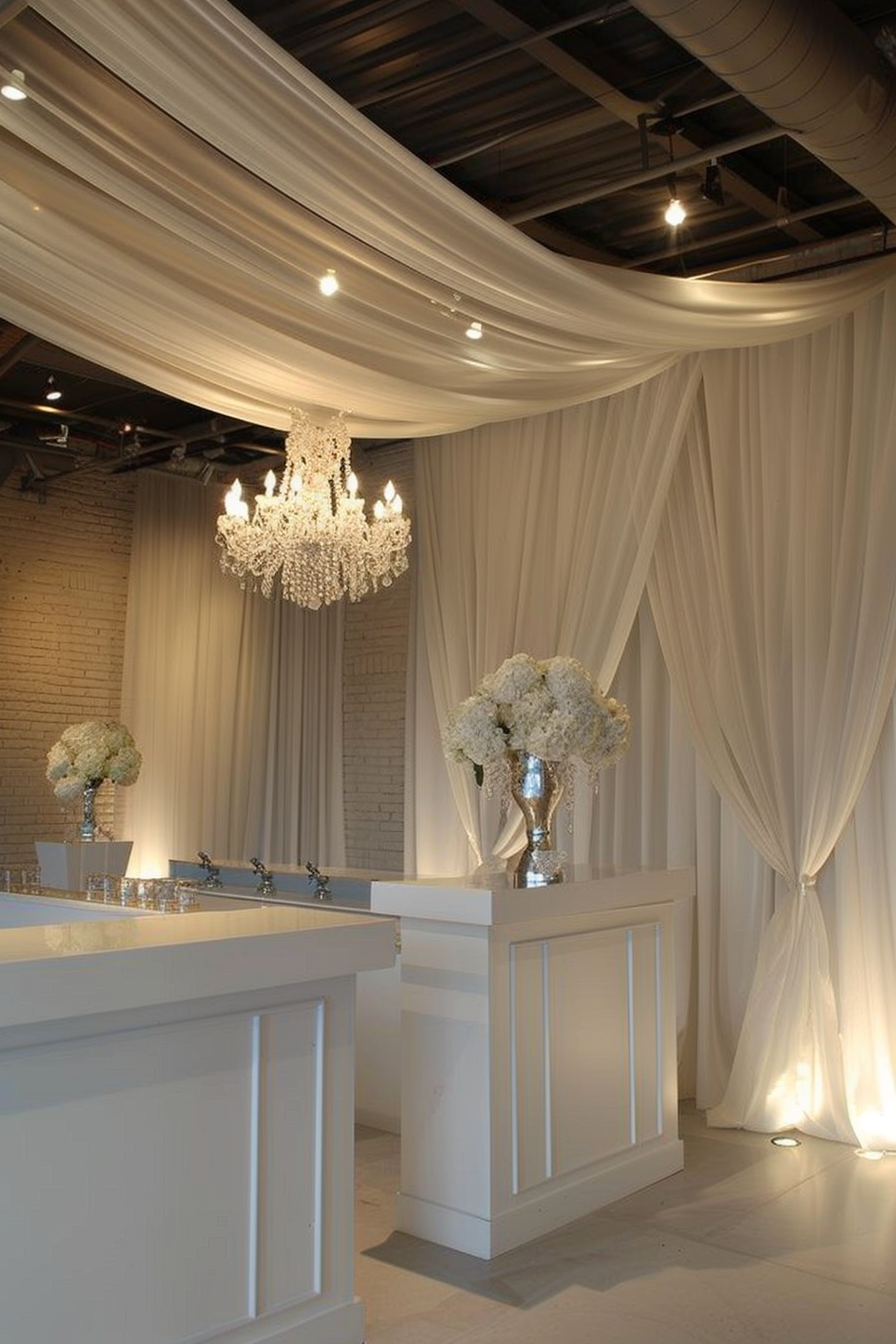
left=662, top=120, right=686, bottom=228
left=701, top=159, right=724, bottom=207
left=664, top=180, right=686, bottom=227
left=1, top=69, right=26, bottom=101
left=43, top=375, right=62, bottom=403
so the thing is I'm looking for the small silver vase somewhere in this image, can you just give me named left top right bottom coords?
left=79, top=778, right=102, bottom=842
left=508, top=752, right=566, bottom=887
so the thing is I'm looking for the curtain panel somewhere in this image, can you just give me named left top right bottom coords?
left=649, top=287, right=896, bottom=1144
left=119, top=473, right=345, bottom=876
left=410, top=359, right=701, bottom=873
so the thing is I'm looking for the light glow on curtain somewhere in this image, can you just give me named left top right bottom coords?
left=649, top=287, right=896, bottom=1143
left=119, top=474, right=345, bottom=875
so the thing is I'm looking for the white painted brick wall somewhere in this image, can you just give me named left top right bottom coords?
left=342, top=441, right=413, bottom=871
left=0, top=462, right=136, bottom=863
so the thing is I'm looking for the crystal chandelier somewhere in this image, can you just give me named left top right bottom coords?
left=216, top=407, right=410, bottom=609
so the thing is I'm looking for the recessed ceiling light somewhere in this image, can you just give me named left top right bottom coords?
left=465, top=320, right=483, bottom=340
left=770, top=1134, right=801, bottom=1148
left=319, top=269, right=339, bottom=296
left=44, top=375, right=62, bottom=403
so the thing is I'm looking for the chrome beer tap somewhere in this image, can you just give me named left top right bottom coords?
left=196, top=850, right=222, bottom=888
left=250, top=856, right=276, bottom=896
left=305, top=860, right=332, bottom=901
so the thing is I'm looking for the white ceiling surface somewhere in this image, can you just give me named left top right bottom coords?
left=0, top=0, right=895, bottom=437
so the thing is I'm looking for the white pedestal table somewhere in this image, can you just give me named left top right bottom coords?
left=372, top=866, right=694, bottom=1259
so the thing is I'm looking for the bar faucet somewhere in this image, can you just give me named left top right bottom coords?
left=250, top=856, right=276, bottom=896
left=305, top=860, right=332, bottom=901
left=197, top=850, right=222, bottom=888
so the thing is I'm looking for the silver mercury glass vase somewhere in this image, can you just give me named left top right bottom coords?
left=508, top=751, right=566, bottom=887
left=79, top=778, right=102, bottom=842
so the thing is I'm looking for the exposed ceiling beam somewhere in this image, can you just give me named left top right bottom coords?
left=501, top=125, right=789, bottom=223
left=449, top=0, right=827, bottom=248
left=621, top=192, right=867, bottom=270
left=354, top=2, right=632, bottom=110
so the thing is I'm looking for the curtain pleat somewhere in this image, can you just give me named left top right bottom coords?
left=119, top=474, right=345, bottom=875
left=648, top=287, right=896, bottom=1142
left=410, top=360, right=701, bottom=872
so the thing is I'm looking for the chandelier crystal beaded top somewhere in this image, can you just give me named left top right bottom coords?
left=216, top=407, right=410, bottom=609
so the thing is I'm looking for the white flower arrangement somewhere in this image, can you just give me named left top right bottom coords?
left=46, top=720, right=142, bottom=804
left=443, top=653, right=631, bottom=787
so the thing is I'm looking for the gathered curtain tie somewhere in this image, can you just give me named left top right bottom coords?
left=797, top=874, right=817, bottom=898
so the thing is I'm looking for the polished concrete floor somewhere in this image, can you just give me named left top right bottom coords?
left=354, top=1103, right=896, bottom=1343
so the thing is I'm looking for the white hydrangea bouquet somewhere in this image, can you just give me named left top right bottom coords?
left=46, top=720, right=142, bottom=803
left=442, top=653, right=631, bottom=791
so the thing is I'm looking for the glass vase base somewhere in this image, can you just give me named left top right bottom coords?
left=510, top=846, right=566, bottom=888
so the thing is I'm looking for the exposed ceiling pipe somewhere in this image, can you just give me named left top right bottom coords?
left=621, top=192, right=866, bottom=269
left=501, top=124, right=786, bottom=222
left=629, top=0, right=896, bottom=225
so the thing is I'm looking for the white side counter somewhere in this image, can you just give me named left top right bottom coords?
left=0, top=893, right=396, bottom=1344
left=372, top=866, right=693, bottom=1259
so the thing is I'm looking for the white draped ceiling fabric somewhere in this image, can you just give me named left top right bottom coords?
left=0, top=0, right=894, bottom=437
left=4, top=0, right=896, bottom=1147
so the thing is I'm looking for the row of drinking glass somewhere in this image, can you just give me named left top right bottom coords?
left=0, top=866, right=41, bottom=893
left=85, top=874, right=201, bottom=911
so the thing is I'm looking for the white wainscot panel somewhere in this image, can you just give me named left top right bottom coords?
left=512, top=923, right=663, bottom=1193
left=0, top=1002, right=328, bottom=1344
left=389, top=868, right=690, bottom=1258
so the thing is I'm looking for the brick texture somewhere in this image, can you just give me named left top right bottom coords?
left=0, top=462, right=136, bottom=863
left=342, top=442, right=413, bottom=871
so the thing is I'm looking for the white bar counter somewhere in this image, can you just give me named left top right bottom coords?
left=0, top=890, right=396, bottom=1344
left=371, top=866, right=693, bottom=1259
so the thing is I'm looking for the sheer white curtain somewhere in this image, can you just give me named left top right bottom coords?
left=832, top=701, right=896, bottom=1150
left=649, top=287, right=896, bottom=1142
left=119, top=474, right=345, bottom=875
left=409, top=360, right=700, bottom=874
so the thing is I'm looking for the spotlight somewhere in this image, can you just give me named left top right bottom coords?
left=770, top=1135, right=801, bottom=1148
left=319, top=268, right=339, bottom=296
left=43, top=375, right=62, bottom=403
left=465, top=320, right=483, bottom=340
left=1, top=69, right=26, bottom=101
